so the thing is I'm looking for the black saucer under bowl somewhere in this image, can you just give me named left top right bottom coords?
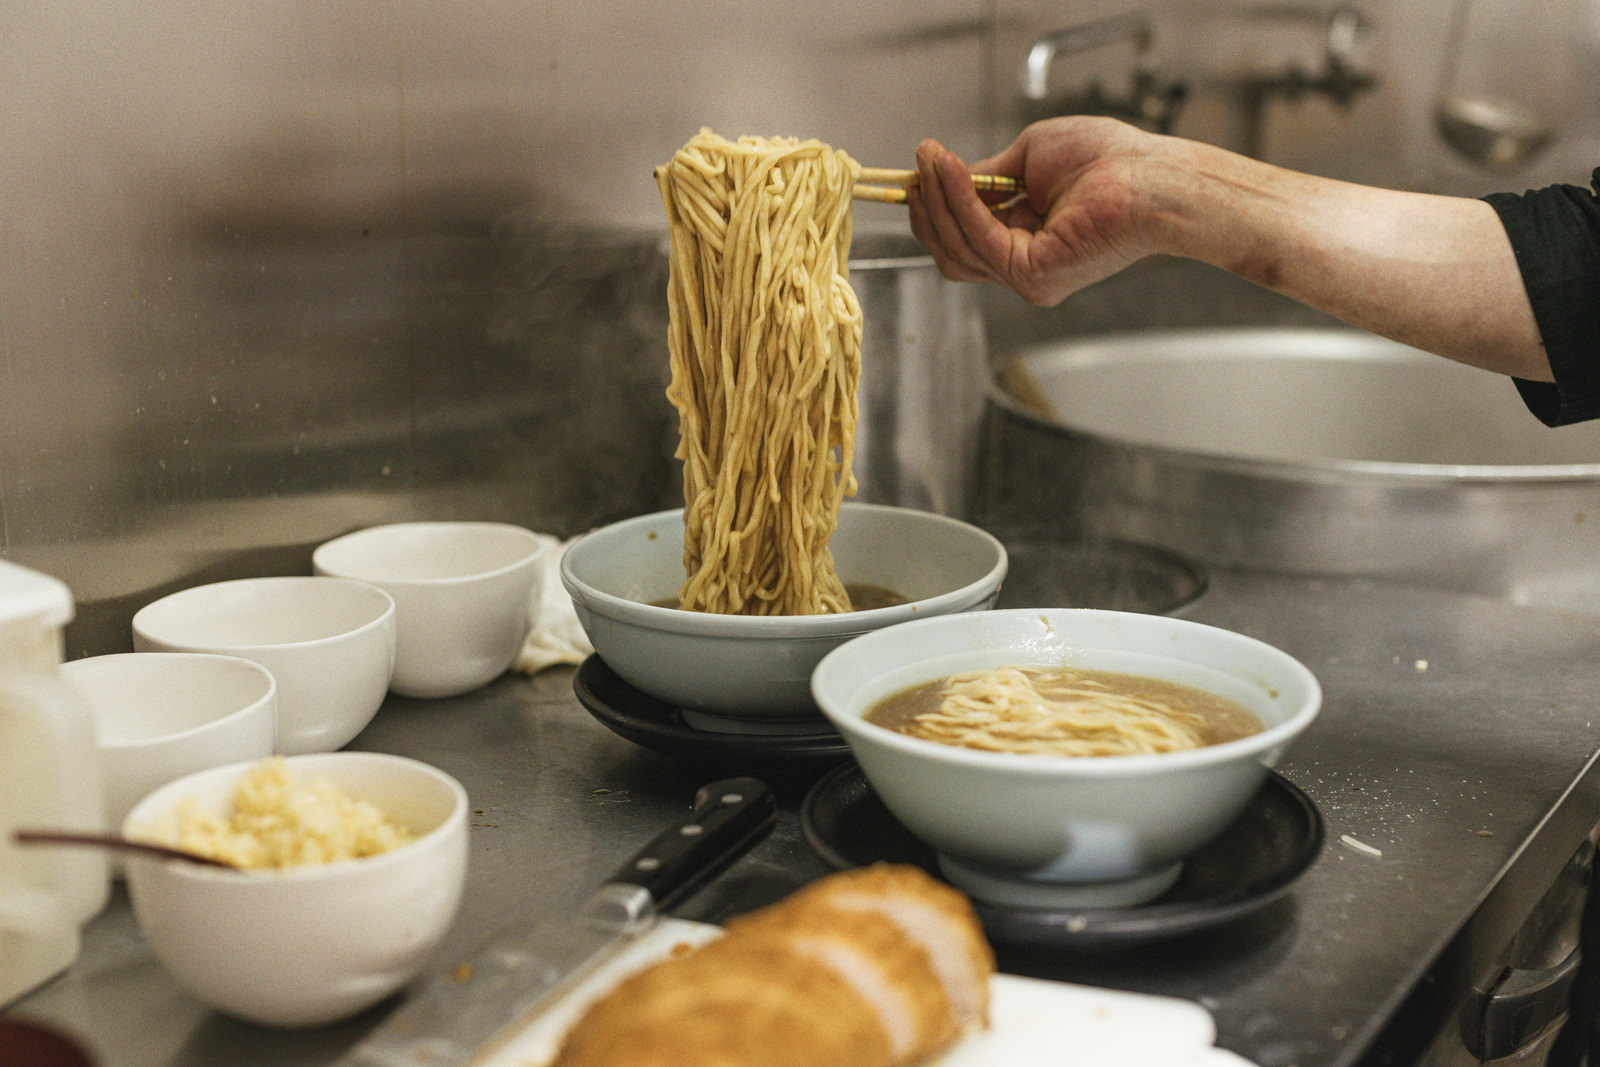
left=801, top=761, right=1323, bottom=948
left=573, top=655, right=853, bottom=772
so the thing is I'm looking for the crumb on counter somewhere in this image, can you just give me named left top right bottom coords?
left=1339, top=833, right=1383, bottom=859
left=139, top=756, right=414, bottom=870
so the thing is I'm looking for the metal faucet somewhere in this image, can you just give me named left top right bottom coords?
left=1018, top=12, right=1188, bottom=133
left=1229, top=4, right=1379, bottom=155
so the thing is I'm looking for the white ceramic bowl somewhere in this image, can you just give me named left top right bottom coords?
left=560, top=503, right=1008, bottom=729
left=121, top=752, right=469, bottom=1028
left=313, top=522, right=547, bottom=699
left=131, top=577, right=397, bottom=754
left=811, top=608, right=1321, bottom=909
left=62, top=652, right=277, bottom=867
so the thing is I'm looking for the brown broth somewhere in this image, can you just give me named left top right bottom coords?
left=865, top=665, right=1263, bottom=755
left=845, top=583, right=910, bottom=611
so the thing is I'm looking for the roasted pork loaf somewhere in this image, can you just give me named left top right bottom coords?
left=549, top=863, right=995, bottom=1067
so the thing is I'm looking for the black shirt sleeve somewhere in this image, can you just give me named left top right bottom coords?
left=1483, top=169, right=1600, bottom=426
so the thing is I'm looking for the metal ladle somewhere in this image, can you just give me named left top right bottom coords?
left=1432, top=0, right=1555, bottom=168
left=12, top=828, right=239, bottom=869
left=1435, top=93, right=1554, bottom=169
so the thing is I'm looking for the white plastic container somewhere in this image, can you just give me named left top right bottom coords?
left=0, top=561, right=109, bottom=1006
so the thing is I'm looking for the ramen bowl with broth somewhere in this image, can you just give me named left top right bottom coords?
left=811, top=608, right=1321, bottom=908
left=561, top=503, right=1007, bottom=730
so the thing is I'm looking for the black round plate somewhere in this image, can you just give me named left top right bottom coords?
left=801, top=761, right=1323, bottom=947
left=573, top=656, right=852, bottom=771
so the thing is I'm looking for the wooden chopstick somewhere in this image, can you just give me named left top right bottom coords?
left=852, top=184, right=913, bottom=204
left=857, top=167, right=920, bottom=187
left=852, top=168, right=1025, bottom=205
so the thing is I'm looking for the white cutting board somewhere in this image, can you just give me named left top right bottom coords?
left=478, top=919, right=1256, bottom=1067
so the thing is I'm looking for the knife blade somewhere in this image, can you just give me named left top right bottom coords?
left=337, top=776, right=776, bottom=1067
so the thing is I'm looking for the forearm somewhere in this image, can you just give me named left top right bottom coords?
left=1138, top=138, right=1554, bottom=382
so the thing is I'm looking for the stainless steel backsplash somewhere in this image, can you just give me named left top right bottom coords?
left=0, top=1, right=992, bottom=656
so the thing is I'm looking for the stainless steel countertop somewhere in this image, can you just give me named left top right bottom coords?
left=9, top=568, right=1600, bottom=1067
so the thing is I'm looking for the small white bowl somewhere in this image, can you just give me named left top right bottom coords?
left=561, top=503, right=1008, bottom=729
left=121, top=752, right=469, bottom=1028
left=312, top=522, right=547, bottom=699
left=62, top=652, right=277, bottom=869
left=811, top=608, right=1321, bottom=909
left=131, top=577, right=396, bottom=754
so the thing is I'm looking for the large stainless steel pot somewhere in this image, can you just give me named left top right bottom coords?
left=848, top=233, right=987, bottom=518
left=981, top=327, right=1600, bottom=614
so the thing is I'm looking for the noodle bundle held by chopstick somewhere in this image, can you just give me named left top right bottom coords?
left=655, top=129, right=863, bottom=616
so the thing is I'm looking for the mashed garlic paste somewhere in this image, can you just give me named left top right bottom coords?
left=149, top=756, right=414, bottom=870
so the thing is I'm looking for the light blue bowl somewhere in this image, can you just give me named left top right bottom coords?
left=561, top=503, right=1007, bottom=729
left=811, top=608, right=1321, bottom=908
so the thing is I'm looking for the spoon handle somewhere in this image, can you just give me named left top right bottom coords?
left=12, top=828, right=238, bottom=869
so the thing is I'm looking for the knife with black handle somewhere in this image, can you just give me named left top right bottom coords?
left=338, top=776, right=776, bottom=1067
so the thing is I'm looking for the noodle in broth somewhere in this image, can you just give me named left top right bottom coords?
left=655, top=129, right=863, bottom=616
left=866, top=666, right=1263, bottom=757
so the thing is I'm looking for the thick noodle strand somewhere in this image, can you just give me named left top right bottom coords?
left=655, top=129, right=862, bottom=615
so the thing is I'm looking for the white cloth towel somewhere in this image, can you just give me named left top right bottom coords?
left=513, top=534, right=594, bottom=675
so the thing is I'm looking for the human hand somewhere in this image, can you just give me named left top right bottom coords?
left=907, top=117, right=1163, bottom=306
